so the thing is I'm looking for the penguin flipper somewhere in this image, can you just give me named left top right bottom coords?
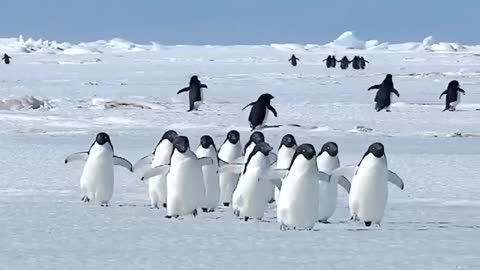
left=337, top=176, right=351, bottom=193
left=114, top=156, right=134, bottom=172
left=242, top=102, right=256, bottom=111
left=439, top=90, right=448, bottom=99
left=218, top=164, right=243, bottom=174
left=331, top=166, right=357, bottom=182
left=267, top=104, right=278, bottom=117
left=65, top=152, right=89, bottom=164
left=269, top=178, right=283, bottom=190
left=133, top=154, right=154, bottom=172
left=392, top=88, right=400, bottom=97
left=317, top=171, right=330, bottom=183
left=368, top=85, right=380, bottom=91
left=388, top=171, right=404, bottom=190
left=268, top=152, right=278, bottom=165
left=177, top=87, right=189, bottom=95
left=458, top=88, right=466, bottom=94
left=200, top=84, right=208, bottom=89
left=141, top=165, right=170, bottom=180
left=198, top=157, right=213, bottom=166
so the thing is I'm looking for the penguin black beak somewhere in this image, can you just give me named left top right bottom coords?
left=95, top=132, right=110, bottom=145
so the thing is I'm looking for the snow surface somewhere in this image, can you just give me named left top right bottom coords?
left=1, top=34, right=480, bottom=269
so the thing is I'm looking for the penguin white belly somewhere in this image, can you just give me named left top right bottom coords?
left=349, top=163, right=388, bottom=223
left=218, top=143, right=242, bottom=205
left=275, top=147, right=296, bottom=201
left=81, top=153, right=114, bottom=204
left=196, top=148, right=220, bottom=210
left=317, top=155, right=340, bottom=221
left=277, top=171, right=319, bottom=229
left=450, top=92, right=461, bottom=109
left=260, top=109, right=270, bottom=127
left=148, top=145, right=172, bottom=207
left=167, top=159, right=205, bottom=216
left=232, top=168, right=267, bottom=219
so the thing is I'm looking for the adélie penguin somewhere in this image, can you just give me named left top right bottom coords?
left=316, top=142, right=351, bottom=222
left=65, top=132, right=133, bottom=206
left=242, top=93, right=277, bottom=131
left=276, top=144, right=330, bottom=230
left=439, top=80, right=466, bottom=111
left=243, top=131, right=266, bottom=162
left=289, top=54, right=299, bottom=66
left=331, top=143, right=404, bottom=227
left=177, top=75, right=208, bottom=112
left=141, top=136, right=212, bottom=218
left=195, top=135, right=220, bottom=212
left=133, top=130, right=178, bottom=209
left=218, top=130, right=243, bottom=207
left=274, top=134, right=297, bottom=202
left=222, top=142, right=276, bottom=221
left=368, top=74, right=400, bottom=112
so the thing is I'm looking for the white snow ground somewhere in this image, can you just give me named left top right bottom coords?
left=1, top=33, right=480, bottom=269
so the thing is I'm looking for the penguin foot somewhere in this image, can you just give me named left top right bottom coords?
left=151, top=204, right=159, bottom=209
left=81, top=196, right=85, bottom=201
left=83, top=197, right=90, bottom=203
left=202, top=208, right=208, bottom=213
left=192, top=209, right=198, bottom=217
left=280, top=224, right=289, bottom=231
left=162, top=203, right=167, bottom=208
left=364, top=221, right=372, bottom=227
left=223, top=202, right=230, bottom=207
left=449, top=108, right=456, bottom=111
left=386, top=109, right=392, bottom=112
left=165, top=215, right=172, bottom=219
left=244, top=217, right=249, bottom=222
left=268, top=198, right=275, bottom=204
left=208, top=208, right=215, bottom=213
left=100, top=203, right=109, bottom=207
left=233, top=209, right=240, bottom=217
left=319, top=220, right=330, bottom=224
left=351, top=214, right=360, bottom=222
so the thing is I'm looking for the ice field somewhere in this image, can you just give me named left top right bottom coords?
left=1, top=33, right=480, bottom=269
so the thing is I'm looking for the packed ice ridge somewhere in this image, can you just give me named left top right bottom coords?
left=0, top=31, right=475, bottom=54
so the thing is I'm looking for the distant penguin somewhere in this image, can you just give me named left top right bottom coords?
left=351, top=56, right=361, bottom=70
left=289, top=54, right=300, bottom=66
left=274, top=134, right=297, bottom=202
left=242, top=93, right=278, bottom=130
left=276, top=144, right=329, bottom=230
left=2, top=53, right=11, bottom=64
left=228, top=142, right=275, bottom=221
left=196, top=135, right=220, bottom=212
left=134, top=130, right=178, bottom=209
left=141, top=136, right=212, bottom=218
left=368, top=74, right=400, bottom=112
left=360, top=57, right=369, bottom=69
left=331, top=143, right=404, bottom=226
left=331, top=56, right=337, bottom=68
left=439, top=80, right=466, bottom=111
left=65, top=132, right=133, bottom=206
left=322, top=55, right=333, bottom=68
left=177, top=75, right=208, bottom=112
left=316, top=142, right=351, bottom=222
left=338, top=56, right=351, bottom=70
left=218, top=130, right=243, bottom=207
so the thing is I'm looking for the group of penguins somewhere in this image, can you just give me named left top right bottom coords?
left=288, top=54, right=369, bottom=70
left=177, top=74, right=467, bottom=116
left=65, top=130, right=405, bottom=230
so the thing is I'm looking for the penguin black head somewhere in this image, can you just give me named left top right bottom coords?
left=200, top=135, right=216, bottom=149
left=190, top=75, right=200, bottom=84
left=250, top=131, right=265, bottom=144
left=448, top=80, right=460, bottom=89
left=294, top=144, right=316, bottom=160
left=327, top=55, right=332, bottom=59
left=367, top=142, right=384, bottom=158
left=384, top=74, right=393, bottom=82
left=173, top=136, right=190, bottom=153
left=226, top=130, right=240, bottom=144
left=280, top=134, right=297, bottom=149
left=95, top=132, right=111, bottom=145
left=319, top=142, right=338, bottom=157
left=257, top=93, right=274, bottom=102
left=254, top=142, right=273, bottom=156
left=161, top=130, right=178, bottom=143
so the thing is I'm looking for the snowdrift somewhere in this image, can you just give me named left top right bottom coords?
left=0, top=96, right=51, bottom=111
